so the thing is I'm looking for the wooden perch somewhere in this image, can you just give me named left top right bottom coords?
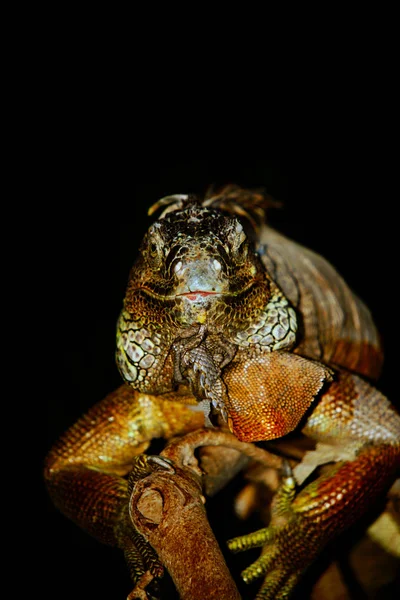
left=128, top=428, right=285, bottom=599
left=129, top=465, right=241, bottom=599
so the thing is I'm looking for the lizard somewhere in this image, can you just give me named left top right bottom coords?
left=45, top=185, right=400, bottom=599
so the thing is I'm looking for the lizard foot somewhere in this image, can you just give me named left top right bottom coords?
left=118, top=455, right=176, bottom=599
left=227, top=462, right=312, bottom=600
left=128, top=454, right=175, bottom=489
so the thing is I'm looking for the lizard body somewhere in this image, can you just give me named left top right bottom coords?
left=45, top=186, right=399, bottom=599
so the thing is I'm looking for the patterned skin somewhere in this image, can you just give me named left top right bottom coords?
left=45, top=187, right=400, bottom=599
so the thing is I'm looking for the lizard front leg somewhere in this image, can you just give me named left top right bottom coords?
left=226, top=368, right=400, bottom=599
left=44, top=384, right=204, bottom=593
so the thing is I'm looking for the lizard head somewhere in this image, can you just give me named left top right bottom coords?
left=124, top=195, right=266, bottom=325
left=116, top=191, right=297, bottom=410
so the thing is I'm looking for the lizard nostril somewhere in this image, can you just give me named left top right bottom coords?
left=174, top=261, right=183, bottom=274
left=213, top=259, right=222, bottom=272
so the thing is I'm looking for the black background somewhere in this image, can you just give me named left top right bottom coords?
left=42, top=158, right=397, bottom=599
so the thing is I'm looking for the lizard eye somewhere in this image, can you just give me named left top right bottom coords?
left=145, top=229, right=164, bottom=268
left=231, top=236, right=249, bottom=266
left=226, top=220, right=248, bottom=263
left=148, top=242, right=162, bottom=267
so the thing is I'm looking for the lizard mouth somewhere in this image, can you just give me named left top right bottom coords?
left=178, top=290, right=219, bottom=301
left=136, top=287, right=221, bottom=300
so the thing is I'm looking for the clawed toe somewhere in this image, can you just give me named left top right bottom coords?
left=147, top=455, right=175, bottom=473
left=128, top=454, right=176, bottom=490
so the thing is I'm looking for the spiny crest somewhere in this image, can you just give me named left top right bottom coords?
left=148, top=194, right=200, bottom=220
left=147, top=185, right=282, bottom=233
left=204, top=184, right=282, bottom=233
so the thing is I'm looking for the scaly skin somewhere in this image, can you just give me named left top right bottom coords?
left=45, top=186, right=399, bottom=599
left=45, top=387, right=203, bottom=544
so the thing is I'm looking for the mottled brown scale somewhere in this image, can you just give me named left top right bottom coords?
left=258, top=225, right=383, bottom=380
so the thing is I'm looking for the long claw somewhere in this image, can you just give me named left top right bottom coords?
left=128, top=455, right=175, bottom=492
left=147, top=455, right=175, bottom=473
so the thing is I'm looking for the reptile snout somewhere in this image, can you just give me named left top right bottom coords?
left=174, top=256, right=228, bottom=296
